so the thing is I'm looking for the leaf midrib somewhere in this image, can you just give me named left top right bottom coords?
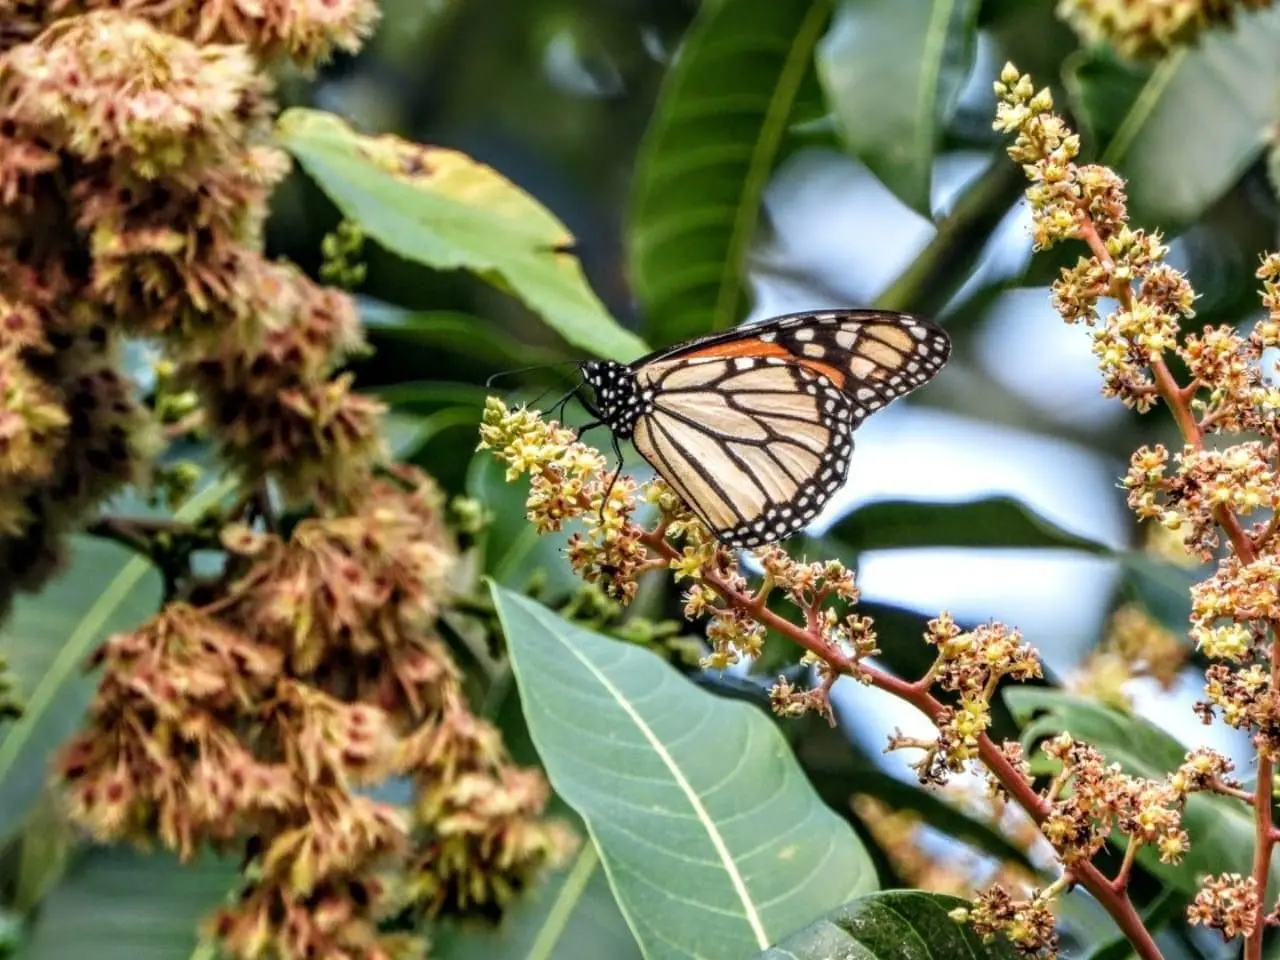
left=0, top=480, right=235, bottom=806
left=912, top=0, right=957, bottom=203
left=523, top=601, right=771, bottom=950
left=711, top=0, right=833, bottom=333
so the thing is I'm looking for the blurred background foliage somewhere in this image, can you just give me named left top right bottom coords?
left=5, top=0, right=1280, bottom=957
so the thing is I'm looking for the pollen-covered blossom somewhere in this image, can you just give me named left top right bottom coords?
left=883, top=615, right=1042, bottom=784
left=997, top=61, right=1280, bottom=950
left=1057, top=0, right=1275, bottom=59
left=954, top=734, right=1228, bottom=954
left=957, top=882, right=1060, bottom=958
left=995, top=64, right=1197, bottom=413
left=479, top=397, right=661, bottom=602
left=1037, top=734, right=1192, bottom=868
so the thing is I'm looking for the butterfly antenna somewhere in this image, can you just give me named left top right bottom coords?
left=484, top=360, right=583, bottom=389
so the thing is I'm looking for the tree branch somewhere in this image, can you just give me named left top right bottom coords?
left=638, top=529, right=1164, bottom=960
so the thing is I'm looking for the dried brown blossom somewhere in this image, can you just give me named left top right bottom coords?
left=222, top=466, right=455, bottom=715
left=1, top=4, right=569, bottom=956
left=1189, top=873, right=1262, bottom=939
left=1, top=13, right=273, bottom=178
left=957, top=881, right=1061, bottom=958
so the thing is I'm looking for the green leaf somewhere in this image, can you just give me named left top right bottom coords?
left=19, top=847, right=237, bottom=960
left=277, top=108, right=647, bottom=363
left=821, top=498, right=1194, bottom=643
left=0, top=480, right=234, bottom=846
left=431, top=669, right=642, bottom=960
left=1060, top=49, right=1151, bottom=152
left=752, top=890, right=1017, bottom=958
left=816, top=0, right=981, bottom=216
left=359, top=304, right=565, bottom=372
left=628, top=0, right=833, bottom=346
left=0, top=537, right=159, bottom=845
left=490, top=585, right=876, bottom=958
left=824, top=496, right=1111, bottom=553
left=433, top=845, right=643, bottom=960
left=1118, top=553, right=1197, bottom=637
left=1064, top=4, right=1280, bottom=227
left=374, top=382, right=490, bottom=413
left=467, top=455, right=579, bottom=600
left=1004, top=688, right=1280, bottom=899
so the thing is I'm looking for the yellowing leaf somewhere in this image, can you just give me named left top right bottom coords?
left=277, top=109, right=647, bottom=362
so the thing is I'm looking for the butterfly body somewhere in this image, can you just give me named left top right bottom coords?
left=576, top=310, right=950, bottom=548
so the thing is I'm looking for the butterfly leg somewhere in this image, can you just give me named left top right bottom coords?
left=597, top=431, right=626, bottom=525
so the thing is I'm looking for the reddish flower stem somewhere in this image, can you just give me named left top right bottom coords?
left=642, top=534, right=1163, bottom=960
left=1077, top=218, right=1274, bottom=957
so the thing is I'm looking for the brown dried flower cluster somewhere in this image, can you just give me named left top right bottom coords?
left=1056, top=0, right=1274, bottom=58
left=63, top=468, right=568, bottom=957
left=0, top=1, right=570, bottom=956
left=997, top=61, right=1280, bottom=954
left=0, top=0, right=377, bottom=64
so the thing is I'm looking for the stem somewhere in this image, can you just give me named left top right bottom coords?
left=641, top=531, right=1164, bottom=960
left=86, top=514, right=205, bottom=552
left=1112, top=841, right=1140, bottom=894
left=874, top=161, right=1026, bottom=316
left=1075, top=215, right=1274, bottom=954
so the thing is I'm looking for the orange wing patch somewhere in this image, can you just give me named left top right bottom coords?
left=681, top=339, right=848, bottom=388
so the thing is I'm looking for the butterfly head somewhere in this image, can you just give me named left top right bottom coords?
left=579, top=359, right=642, bottom=438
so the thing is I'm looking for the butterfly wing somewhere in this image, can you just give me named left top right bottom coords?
left=654, top=309, right=950, bottom=413
left=631, top=355, right=855, bottom=547
left=627, top=310, right=949, bottom=547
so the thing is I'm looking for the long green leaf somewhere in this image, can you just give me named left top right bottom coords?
left=753, top=890, right=1017, bottom=958
left=490, top=584, right=875, bottom=959
left=629, top=0, right=833, bottom=346
left=278, top=109, right=646, bottom=363
left=817, top=0, right=980, bottom=216
left=1063, top=4, right=1280, bottom=227
left=1005, top=688, right=1280, bottom=899
left=823, top=495, right=1111, bottom=553
left=433, top=677, right=642, bottom=960
left=0, top=480, right=234, bottom=844
left=433, top=842, right=643, bottom=960
left=359, top=303, right=565, bottom=371
left=19, top=847, right=237, bottom=960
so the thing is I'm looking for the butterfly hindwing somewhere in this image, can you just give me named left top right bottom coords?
left=631, top=355, right=855, bottom=547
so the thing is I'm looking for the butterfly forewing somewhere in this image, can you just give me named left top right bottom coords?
left=582, top=309, right=949, bottom=547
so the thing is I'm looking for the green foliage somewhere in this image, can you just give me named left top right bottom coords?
left=19, top=848, right=238, bottom=960
left=490, top=584, right=876, bottom=958
left=821, top=495, right=1111, bottom=553
left=277, top=108, right=647, bottom=362
left=752, top=890, right=1018, bottom=958
left=628, top=0, right=834, bottom=345
left=817, top=0, right=981, bottom=216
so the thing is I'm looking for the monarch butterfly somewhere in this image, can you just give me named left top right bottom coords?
left=567, top=309, right=951, bottom=549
